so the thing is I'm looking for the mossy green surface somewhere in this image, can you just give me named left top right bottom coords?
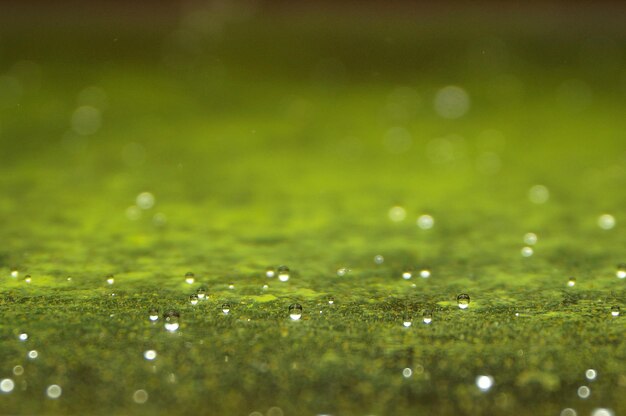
left=0, top=9, right=625, bottom=415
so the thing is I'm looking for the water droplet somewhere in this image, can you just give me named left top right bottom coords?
left=616, top=263, right=626, bottom=279
left=528, top=185, right=549, bottom=204
left=136, top=192, right=155, bottom=210
left=289, top=303, right=302, bottom=320
left=577, top=385, right=590, bottom=399
left=402, top=313, right=413, bottom=327
left=18, top=333, right=28, bottom=341
left=24, top=274, right=31, bottom=284
left=10, top=269, right=18, bottom=278
left=133, top=389, right=149, bottom=404
left=567, top=277, right=576, bottom=287
left=402, top=368, right=413, bottom=378
left=12, top=366, right=23, bottom=376
left=46, top=384, right=62, bottom=399
left=277, top=266, right=290, bottom=282
left=457, top=293, right=470, bottom=309
left=196, top=288, right=207, bottom=300
left=598, top=214, right=616, bottom=230
left=106, top=275, right=114, bottom=285
left=523, top=232, right=538, bottom=245
left=222, top=303, right=230, bottom=314
left=585, top=369, right=597, bottom=380
left=143, top=350, right=157, bottom=361
left=265, top=267, right=276, bottom=278
left=374, top=255, right=384, bottom=264
left=420, top=269, right=431, bottom=278
left=164, top=310, right=180, bottom=332
left=389, top=206, right=407, bottom=222
left=336, top=267, right=348, bottom=277
left=185, top=272, right=195, bottom=284
left=228, top=283, right=235, bottom=290
left=328, top=296, right=335, bottom=305
left=0, top=378, right=15, bottom=393
left=521, top=246, right=534, bottom=257
left=560, top=408, right=577, bottom=416
left=27, top=350, right=38, bottom=359
left=402, top=270, right=412, bottom=280
left=189, top=294, right=199, bottom=305
left=417, top=214, right=434, bottom=229
left=148, top=308, right=159, bottom=322
left=591, top=408, right=615, bottom=416
left=262, top=284, right=269, bottom=290
left=423, top=310, right=433, bottom=324
left=476, top=375, right=494, bottom=392
left=611, top=306, right=620, bottom=317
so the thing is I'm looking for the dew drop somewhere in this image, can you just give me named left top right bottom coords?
left=328, top=296, right=335, bottom=305
left=228, top=283, right=235, bottom=290
left=420, top=269, right=431, bottom=278
left=402, top=313, right=413, bottom=327
left=336, top=267, right=348, bottom=277
left=222, top=303, right=230, bottom=314
left=423, top=310, right=433, bottom=324
left=374, top=255, right=384, bottom=264
left=143, top=350, right=157, bottom=361
left=402, top=368, right=413, bottom=378
left=521, top=246, right=534, bottom=257
left=185, top=272, right=195, bottom=284
left=265, top=267, right=276, bottom=278
left=24, top=275, right=31, bottom=284
left=457, top=293, right=470, bottom=309
left=164, top=310, right=180, bottom=332
left=46, top=384, right=62, bottom=399
left=27, top=350, right=38, bottom=359
left=18, top=333, right=28, bottom=341
left=577, top=385, right=590, bottom=399
left=616, top=263, right=626, bottom=279
left=524, top=232, right=538, bottom=245
left=585, top=369, right=597, bottom=380
left=389, top=206, right=407, bottom=222
left=136, top=192, right=155, bottom=210
left=12, top=366, right=23, bottom=376
left=10, top=269, right=18, bottom=278
left=417, top=214, right=434, bottom=229
left=402, top=270, right=412, bottom=280
left=476, top=375, right=494, bottom=392
left=106, top=274, right=114, bottom=285
left=196, top=288, right=207, bottom=300
left=148, top=308, right=159, bottom=322
left=528, top=185, right=549, bottom=204
left=189, top=294, right=199, bottom=305
left=598, top=214, right=615, bottom=230
left=289, top=303, right=302, bottom=320
left=567, top=277, right=576, bottom=287
left=133, top=389, right=149, bottom=404
left=0, top=378, right=15, bottom=393
left=611, top=306, right=620, bottom=317
left=277, top=266, right=290, bottom=282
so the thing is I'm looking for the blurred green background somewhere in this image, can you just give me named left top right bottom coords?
left=0, top=1, right=625, bottom=415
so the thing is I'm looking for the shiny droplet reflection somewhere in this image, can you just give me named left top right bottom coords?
left=423, top=310, right=433, bottom=324
left=149, top=308, right=159, bottom=322
left=164, top=311, right=180, bottom=332
left=185, top=272, right=195, bottom=284
left=567, top=277, right=576, bottom=287
left=222, top=303, right=230, bottom=314
left=457, top=293, right=470, bottom=309
left=189, top=294, right=199, bottom=305
left=289, top=303, right=302, bottom=320
left=277, top=265, right=290, bottom=282
left=616, top=263, right=626, bottom=279
left=611, top=306, right=620, bottom=317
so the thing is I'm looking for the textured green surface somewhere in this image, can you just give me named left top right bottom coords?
left=1, top=9, right=625, bottom=415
